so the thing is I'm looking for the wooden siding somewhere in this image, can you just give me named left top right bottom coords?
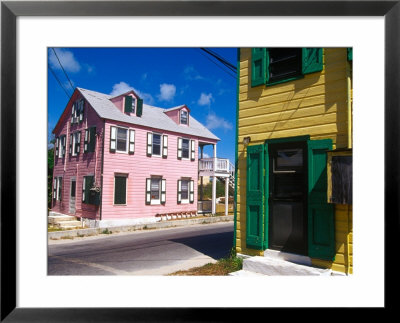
left=101, top=119, right=214, bottom=220
left=236, top=48, right=353, bottom=272
left=52, top=92, right=104, bottom=219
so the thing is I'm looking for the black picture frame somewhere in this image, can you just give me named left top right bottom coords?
left=1, top=0, right=398, bottom=321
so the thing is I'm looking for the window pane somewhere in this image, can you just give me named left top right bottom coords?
left=181, top=180, right=189, bottom=199
left=180, top=110, right=188, bottom=124
left=182, top=139, right=189, bottom=158
left=71, top=181, right=76, bottom=197
left=117, top=128, right=127, bottom=151
left=151, top=178, right=160, bottom=200
left=152, top=134, right=161, bottom=155
left=269, top=48, right=302, bottom=83
left=114, top=176, right=127, bottom=204
left=275, top=148, right=303, bottom=169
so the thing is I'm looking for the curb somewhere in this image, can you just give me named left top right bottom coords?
left=48, top=215, right=234, bottom=240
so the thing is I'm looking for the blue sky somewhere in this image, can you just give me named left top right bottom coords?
left=48, top=47, right=238, bottom=163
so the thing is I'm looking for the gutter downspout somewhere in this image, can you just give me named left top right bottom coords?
left=233, top=48, right=240, bottom=253
left=99, top=119, right=105, bottom=221
left=347, top=61, right=352, bottom=149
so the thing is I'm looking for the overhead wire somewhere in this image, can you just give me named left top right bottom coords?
left=200, top=48, right=237, bottom=73
left=197, top=49, right=237, bottom=79
left=51, top=48, right=75, bottom=93
left=48, top=64, right=72, bottom=98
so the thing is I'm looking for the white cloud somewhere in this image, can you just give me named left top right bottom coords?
left=198, top=93, right=214, bottom=106
left=109, top=81, right=155, bottom=105
left=206, top=111, right=233, bottom=131
left=183, top=65, right=204, bottom=81
left=157, top=83, right=176, bottom=102
left=49, top=48, right=81, bottom=73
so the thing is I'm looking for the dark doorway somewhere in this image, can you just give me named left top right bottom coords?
left=268, top=141, right=308, bottom=255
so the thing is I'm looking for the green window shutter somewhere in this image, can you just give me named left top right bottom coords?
left=246, top=144, right=265, bottom=250
left=82, top=177, right=86, bottom=203
left=302, top=48, right=323, bottom=75
left=251, top=48, right=267, bottom=87
left=55, top=138, right=59, bottom=156
left=136, top=98, right=143, bottom=117
left=160, top=179, right=166, bottom=204
left=177, top=180, right=182, bottom=204
left=114, top=176, right=126, bottom=205
left=145, top=178, right=151, bottom=205
left=79, top=100, right=84, bottom=123
left=177, top=138, right=182, bottom=159
left=124, top=96, right=132, bottom=113
left=307, top=139, right=335, bottom=261
left=189, top=180, right=194, bottom=203
left=162, top=135, right=168, bottom=158
left=89, top=127, right=96, bottom=152
left=110, top=126, right=117, bottom=152
left=128, top=129, right=135, bottom=154
left=147, top=132, right=152, bottom=156
left=347, top=48, right=353, bottom=61
left=71, top=104, right=75, bottom=124
left=58, top=177, right=62, bottom=201
left=69, top=134, right=73, bottom=154
left=84, top=129, right=89, bottom=153
left=190, top=140, right=195, bottom=161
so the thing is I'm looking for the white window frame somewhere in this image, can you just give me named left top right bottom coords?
left=152, top=133, right=162, bottom=157
left=72, top=132, right=80, bottom=156
left=181, top=138, right=190, bottom=160
left=150, top=176, right=162, bottom=205
left=180, top=179, right=190, bottom=204
left=116, top=127, right=129, bottom=153
left=56, top=176, right=63, bottom=201
left=180, top=109, right=188, bottom=125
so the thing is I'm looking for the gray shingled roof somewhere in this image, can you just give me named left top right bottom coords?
left=78, top=88, right=220, bottom=141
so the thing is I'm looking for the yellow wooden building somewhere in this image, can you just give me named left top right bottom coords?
left=234, top=48, right=353, bottom=274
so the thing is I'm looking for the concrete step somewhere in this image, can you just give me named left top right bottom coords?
left=55, top=221, right=82, bottom=229
left=242, top=256, right=332, bottom=276
left=48, top=215, right=77, bottom=225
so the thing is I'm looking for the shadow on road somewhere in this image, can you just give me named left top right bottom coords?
left=171, top=231, right=234, bottom=260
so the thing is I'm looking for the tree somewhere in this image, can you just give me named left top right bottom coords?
left=48, top=148, right=54, bottom=209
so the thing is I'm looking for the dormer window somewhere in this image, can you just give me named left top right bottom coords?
left=180, top=110, right=188, bottom=125
left=124, top=96, right=136, bottom=114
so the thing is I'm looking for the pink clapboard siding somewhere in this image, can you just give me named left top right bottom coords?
left=164, top=106, right=189, bottom=125
left=101, top=119, right=216, bottom=220
left=52, top=93, right=104, bottom=219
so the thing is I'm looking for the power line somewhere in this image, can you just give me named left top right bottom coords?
left=200, top=48, right=237, bottom=73
left=48, top=64, right=72, bottom=98
left=51, top=48, right=75, bottom=93
left=197, top=49, right=237, bottom=79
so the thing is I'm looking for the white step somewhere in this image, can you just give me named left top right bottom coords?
left=243, top=256, right=332, bottom=276
left=48, top=215, right=77, bottom=224
left=56, top=220, right=81, bottom=228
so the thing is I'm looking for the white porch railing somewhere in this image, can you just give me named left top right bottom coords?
left=198, top=158, right=234, bottom=175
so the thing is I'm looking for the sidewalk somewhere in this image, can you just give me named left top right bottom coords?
left=48, top=214, right=234, bottom=241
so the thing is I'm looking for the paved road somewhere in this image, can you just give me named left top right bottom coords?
left=48, top=222, right=233, bottom=275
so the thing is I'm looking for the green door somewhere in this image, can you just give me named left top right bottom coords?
left=246, top=144, right=265, bottom=250
left=307, top=139, right=335, bottom=260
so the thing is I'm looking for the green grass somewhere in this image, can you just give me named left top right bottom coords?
left=168, top=250, right=243, bottom=276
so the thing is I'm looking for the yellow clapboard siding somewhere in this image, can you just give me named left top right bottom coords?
left=238, top=123, right=342, bottom=142
left=239, top=110, right=347, bottom=133
left=238, top=92, right=345, bottom=119
left=239, top=68, right=346, bottom=95
left=239, top=80, right=346, bottom=108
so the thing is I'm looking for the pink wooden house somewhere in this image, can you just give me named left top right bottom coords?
left=50, top=87, right=222, bottom=228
